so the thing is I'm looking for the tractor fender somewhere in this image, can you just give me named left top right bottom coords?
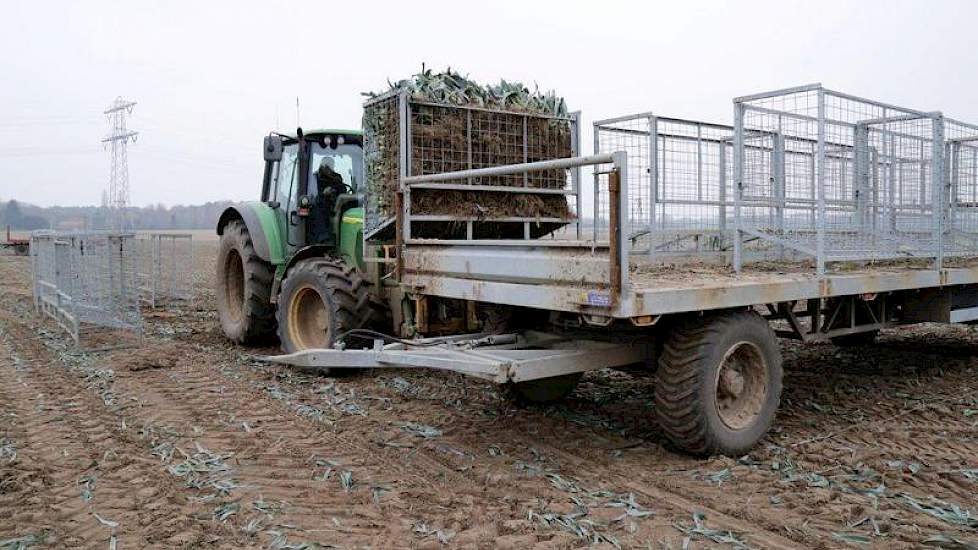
left=269, top=244, right=333, bottom=303
left=216, top=203, right=285, bottom=265
left=281, top=245, right=333, bottom=276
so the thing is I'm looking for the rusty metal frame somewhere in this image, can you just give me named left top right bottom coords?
left=608, top=167, right=622, bottom=300
left=263, top=330, right=649, bottom=383
left=398, top=152, right=629, bottom=311
left=767, top=294, right=895, bottom=342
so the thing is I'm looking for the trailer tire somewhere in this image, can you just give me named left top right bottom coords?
left=655, top=310, right=782, bottom=457
left=276, top=258, right=373, bottom=362
left=216, top=219, right=277, bottom=344
left=508, top=373, right=583, bottom=405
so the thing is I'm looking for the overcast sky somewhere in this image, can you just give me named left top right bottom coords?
left=1, top=0, right=975, bottom=209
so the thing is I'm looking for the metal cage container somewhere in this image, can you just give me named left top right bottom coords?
left=362, top=91, right=582, bottom=242
left=30, top=231, right=142, bottom=346
left=733, top=84, right=954, bottom=275
left=595, top=114, right=735, bottom=260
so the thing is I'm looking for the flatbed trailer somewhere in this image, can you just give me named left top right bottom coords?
left=268, top=84, right=978, bottom=456
left=1, top=226, right=29, bottom=256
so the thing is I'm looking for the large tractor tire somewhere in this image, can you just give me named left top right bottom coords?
left=276, top=258, right=373, bottom=358
left=655, top=310, right=782, bottom=457
left=216, top=219, right=276, bottom=344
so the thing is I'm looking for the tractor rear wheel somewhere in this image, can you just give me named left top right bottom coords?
left=276, top=258, right=373, bottom=361
left=216, top=219, right=276, bottom=344
left=655, top=310, right=782, bottom=457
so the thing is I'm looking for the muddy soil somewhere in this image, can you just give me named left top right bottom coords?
left=1, top=243, right=977, bottom=549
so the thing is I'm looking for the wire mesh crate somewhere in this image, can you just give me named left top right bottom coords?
left=944, top=118, right=978, bottom=258
left=733, top=84, right=947, bottom=274
left=363, top=91, right=581, bottom=241
left=136, top=233, right=194, bottom=307
left=594, top=113, right=734, bottom=259
left=30, top=231, right=142, bottom=347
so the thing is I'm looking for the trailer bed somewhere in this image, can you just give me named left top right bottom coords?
left=403, top=242, right=978, bottom=320
left=628, top=262, right=978, bottom=316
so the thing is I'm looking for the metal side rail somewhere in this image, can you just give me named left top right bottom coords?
left=261, top=331, right=649, bottom=384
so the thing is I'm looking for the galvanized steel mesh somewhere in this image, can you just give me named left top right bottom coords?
left=733, top=85, right=954, bottom=273
left=589, top=86, right=978, bottom=276
left=944, top=119, right=978, bottom=257
left=136, top=233, right=194, bottom=307
left=594, top=114, right=734, bottom=257
left=363, top=92, right=580, bottom=240
left=30, top=231, right=194, bottom=345
left=31, top=231, right=142, bottom=344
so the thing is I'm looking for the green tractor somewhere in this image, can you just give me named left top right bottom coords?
left=215, top=128, right=377, bottom=353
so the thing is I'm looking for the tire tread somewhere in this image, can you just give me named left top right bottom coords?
left=654, top=310, right=782, bottom=457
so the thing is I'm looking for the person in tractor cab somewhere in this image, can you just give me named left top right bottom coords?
left=308, top=157, right=347, bottom=244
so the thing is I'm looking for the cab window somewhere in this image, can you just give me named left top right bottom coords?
left=275, top=143, right=299, bottom=208
left=309, top=142, right=363, bottom=193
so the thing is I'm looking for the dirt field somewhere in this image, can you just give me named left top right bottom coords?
left=2, top=242, right=978, bottom=549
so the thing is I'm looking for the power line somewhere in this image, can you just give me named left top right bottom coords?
left=102, top=97, right=138, bottom=230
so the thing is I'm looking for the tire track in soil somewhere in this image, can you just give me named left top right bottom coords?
left=774, top=341, right=978, bottom=543
left=479, top=416, right=804, bottom=550
left=0, top=313, right=218, bottom=549
left=108, top=346, right=413, bottom=546
left=162, top=341, right=649, bottom=547
left=207, top=352, right=802, bottom=548
left=109, top=339, right=556, bottom=547
left=1, top=264, right=578, bottom=547
left=226, top=364, right=689, bottom=546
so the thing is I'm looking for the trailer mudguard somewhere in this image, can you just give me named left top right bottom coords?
left=216, top=202, right=286, bottom=265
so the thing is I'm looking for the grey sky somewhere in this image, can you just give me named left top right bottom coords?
left=1, top=0, right=975, bottom=209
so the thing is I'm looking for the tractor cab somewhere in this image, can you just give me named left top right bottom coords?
left=261, top=129, right=364, bottom=267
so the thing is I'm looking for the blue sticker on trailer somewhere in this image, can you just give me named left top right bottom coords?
left=586, top=291, right=612, bottom=307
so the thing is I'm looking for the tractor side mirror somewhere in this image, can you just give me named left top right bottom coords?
left=263, top=135, right=283, bottom=162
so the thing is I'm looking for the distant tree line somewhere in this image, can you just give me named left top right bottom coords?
left=1, top=200, right=50, bottom=230
left=0, top=199, right=235, bottom=231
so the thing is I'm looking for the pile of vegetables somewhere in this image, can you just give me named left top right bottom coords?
left=365, top=66, right=568, bottom=117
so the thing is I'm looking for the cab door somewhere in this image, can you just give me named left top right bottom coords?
left=270, top=142, right=302, bottom=256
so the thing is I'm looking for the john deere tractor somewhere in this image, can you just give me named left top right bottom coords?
left=215, top=129, right=377, bottom=352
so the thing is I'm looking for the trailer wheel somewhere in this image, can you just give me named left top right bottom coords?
left=508, top=373, right=583, bottom=405
left=277, top=258, right=373, bottom=359
left=216, top=219, right=276, bottom=344
left=655, top=310, right=782, bottom=457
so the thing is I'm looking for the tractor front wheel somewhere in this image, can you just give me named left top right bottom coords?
left=276, top=259, right=373, bottom=363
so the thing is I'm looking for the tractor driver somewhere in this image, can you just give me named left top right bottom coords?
left=308, top=157, right=347, bottom=244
